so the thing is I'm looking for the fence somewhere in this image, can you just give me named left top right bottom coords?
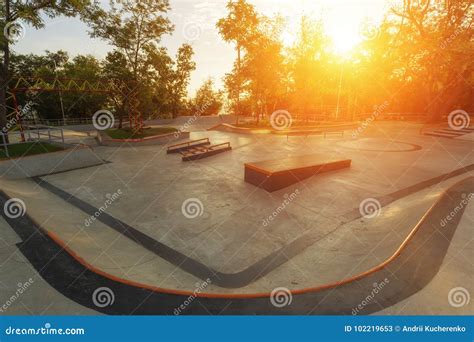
left=0, top=127, right=65, bottom=158
left=23, top=118, right=94, bottom=127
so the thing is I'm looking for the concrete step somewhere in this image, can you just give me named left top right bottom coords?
left=437, top=128, right=471, bottom=135
left=424, top=131, right=458, bottom=138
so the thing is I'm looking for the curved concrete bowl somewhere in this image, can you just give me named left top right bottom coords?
left=97, top=130, right=190, bottom=147
left=0, top=143, right=104, bottom=179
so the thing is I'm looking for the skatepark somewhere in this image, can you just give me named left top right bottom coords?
left=0, top=117, right=472, bottom=315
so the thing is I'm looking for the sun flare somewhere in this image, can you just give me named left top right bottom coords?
left=277, top=0, right=385, bottom=54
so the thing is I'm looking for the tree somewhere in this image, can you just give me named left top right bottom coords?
left=288, top=16, right=331, bottom=120
left=387, top=0, right=473, bottom=120
left=87, top=0, right=173, bottom=80
left=241, top=16, right=286, bottom=124
left=9, top=51, right=106, bottom=122
left=102, top=50, right=133, bottom=127
left=189, top=79, right=224, bottom=116
left=166, top=44, right=196, bottom=118
left=217, top=0, right=259, bottom=118
left=88, top=1, right=196, bottom=121
left=1, top=0, right=98, bottom=133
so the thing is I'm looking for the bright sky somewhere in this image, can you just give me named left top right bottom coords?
left=12, top=0, right=395, bottom=95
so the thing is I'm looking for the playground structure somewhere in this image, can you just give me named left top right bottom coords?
left=4, top=76, right=144, bottom=139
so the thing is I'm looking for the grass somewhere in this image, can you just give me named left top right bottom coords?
left=104, top=127, right=178, bottom=139
left=0, top=142, right=64, bottom=160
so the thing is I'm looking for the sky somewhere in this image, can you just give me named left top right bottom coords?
left=12, top=0, right=394, bottom=96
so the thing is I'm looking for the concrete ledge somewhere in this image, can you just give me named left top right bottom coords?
left=208, top=123, right=272, bottom=134
left=209, top=123, right=358, bottom=135
left=0, top=143, right=104, bottom=179
left=245, top=154, right=352, bottom=192
left=97, top=130, right=190, bottom=147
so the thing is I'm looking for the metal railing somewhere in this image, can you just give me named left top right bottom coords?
left=1, top=127, right=65, bottom=158
left=355, top=112, right=428, bottom=121
left=22, top=118, right=94, bottom=127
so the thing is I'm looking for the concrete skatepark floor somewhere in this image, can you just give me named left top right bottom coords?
left=0, top=121, right=472, bottom=315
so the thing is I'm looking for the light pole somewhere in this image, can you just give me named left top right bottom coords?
left=335, top=60, right=344, bottom=121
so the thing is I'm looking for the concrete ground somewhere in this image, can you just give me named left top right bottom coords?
left=0, top=121, right=472, bottom=315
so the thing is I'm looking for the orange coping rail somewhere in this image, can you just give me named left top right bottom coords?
left=43, top=177, right=468, bottom=299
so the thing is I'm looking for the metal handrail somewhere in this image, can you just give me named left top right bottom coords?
left=1, top=128, right=65, bottom=158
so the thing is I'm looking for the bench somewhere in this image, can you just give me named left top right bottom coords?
left=181, top=142, right=232, bottom=162
left=167, top=138, right=211, bottom=154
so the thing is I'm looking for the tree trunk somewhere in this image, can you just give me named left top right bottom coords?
left=235, top=44, right=241, bottom=125
left=0, top=74, right=8, bottom=133
left=1, top=1, right=11, bottom=135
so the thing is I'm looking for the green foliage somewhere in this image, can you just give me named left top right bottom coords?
left=188, top=79, right=224, bottom=116
left=10, top=51, right=107, bottom=120
left=0, top=142, right=64, bottom=160
left=217, top=0, right=473, bottom=121
left=86, top=0, right=196, bottom=119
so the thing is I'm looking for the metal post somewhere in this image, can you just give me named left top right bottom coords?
left=1, top=134, right=9, bottom=158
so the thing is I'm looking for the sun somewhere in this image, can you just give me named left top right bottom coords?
left=323, top=6, right=365, bottom=54
left=326, top=21, right=363, bottom=54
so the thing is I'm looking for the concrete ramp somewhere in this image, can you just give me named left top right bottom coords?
left=0, top=177, right=471, bottom=315
left=245, top=154, right=351, bottom=192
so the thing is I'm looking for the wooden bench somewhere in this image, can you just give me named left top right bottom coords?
left=167, top=138, right=210, bottom=154
left=181, top=142, right=232, bottom=162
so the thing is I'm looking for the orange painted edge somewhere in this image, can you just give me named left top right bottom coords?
left=41, top=177, right=465, bottom=299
